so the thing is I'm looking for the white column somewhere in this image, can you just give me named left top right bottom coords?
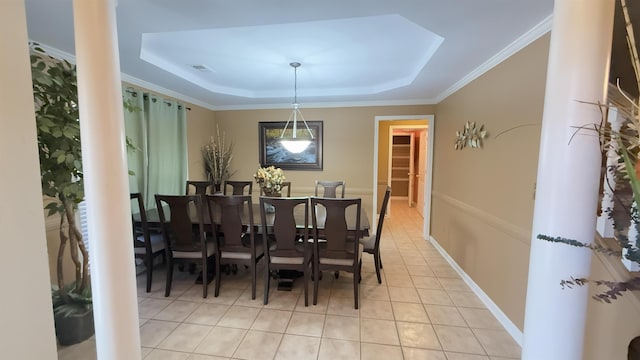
left=0, top=1, right=57, bottom=358
left=521, top=1, right=614, bottom=360
left=72, top=0, right=141, bottom=358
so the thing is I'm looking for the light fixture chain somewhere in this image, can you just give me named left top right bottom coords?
left=294, top=64, right=298, bottom=104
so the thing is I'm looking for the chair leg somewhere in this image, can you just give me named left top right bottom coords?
left=374, top=253, right=382, bottom=284
left=202, top=259, right=208, bottom=299
left=263, top=263, right=270, bottom=305
left=313, top=264, right=319, bottom=306
left=214, top=256, right=222, bottom=297
left=354, top=261, right=361, bottom=309
left=165, top=261, right=173, bottom=297
left=251, top=261, right=257, bottom=300
left=145, top=257, right=152, bottom=293
left=303, top=264, right=309, bottom=307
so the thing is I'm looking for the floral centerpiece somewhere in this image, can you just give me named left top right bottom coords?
left=254, top=165, right=285, bottom=196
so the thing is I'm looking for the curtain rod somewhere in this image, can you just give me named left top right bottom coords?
left=124, top=88, right=191, bottom=111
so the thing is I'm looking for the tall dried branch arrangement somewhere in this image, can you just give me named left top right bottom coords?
left=202, top=125, right=235, bottom=185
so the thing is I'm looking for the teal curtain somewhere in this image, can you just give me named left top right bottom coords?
left=123, top=88, right=187, bottom=209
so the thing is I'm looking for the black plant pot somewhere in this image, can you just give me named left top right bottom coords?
left=54, top=310, right=95, bottom=346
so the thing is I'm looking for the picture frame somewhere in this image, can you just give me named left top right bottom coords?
left=258, top=121, right=323, bottom=170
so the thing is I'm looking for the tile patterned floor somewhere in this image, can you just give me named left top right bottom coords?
left=57, top=200, right=521, bottom=359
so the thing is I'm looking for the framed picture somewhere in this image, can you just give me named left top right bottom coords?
left=258, top=121, right=323, bottom=170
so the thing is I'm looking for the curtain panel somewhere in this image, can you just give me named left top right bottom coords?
left=123, top=88, right=187, bottom=209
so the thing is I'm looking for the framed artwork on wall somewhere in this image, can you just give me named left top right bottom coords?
left=258, top=121, right=323, bottom=170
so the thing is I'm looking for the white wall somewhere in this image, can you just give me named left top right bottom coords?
left=0, top=1, right=58, bottom=358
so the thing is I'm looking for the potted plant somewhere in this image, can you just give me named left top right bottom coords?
left=202, top=125, right=235, bottom=190
left=30, top=44, right=93, bottom=346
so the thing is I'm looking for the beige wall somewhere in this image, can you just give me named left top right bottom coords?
left=215, top=105, right=433, bottom=215
left=185, top=103, right=216, bottom=180
left=431, top=34, right=549, bottom=330
left=433, top=31, right=640, bottom=359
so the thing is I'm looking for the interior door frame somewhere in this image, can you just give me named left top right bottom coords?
left=388, top=127, right=420, bottom=208
left=373, top=115, right=435, bottom=239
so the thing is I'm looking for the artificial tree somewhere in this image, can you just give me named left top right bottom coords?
left=30, top=45, right=91, bottom=344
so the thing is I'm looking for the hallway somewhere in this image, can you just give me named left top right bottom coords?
left=58, top=199, right=521, bottom=359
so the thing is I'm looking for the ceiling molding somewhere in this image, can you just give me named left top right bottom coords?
left=434, top=15, right=553, bottom=103
left=29, top=40, right=218, bottom=111
left=119, top=73, right=216, bottom=110
left=30, top=10, right=551, bottom=113
left=213, top=98, right=438, bottom=111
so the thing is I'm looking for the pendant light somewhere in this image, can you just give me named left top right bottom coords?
left=280, top=62, right=314, bottom=154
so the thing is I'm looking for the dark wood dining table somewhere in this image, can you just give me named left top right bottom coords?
left=141, top=200, right=370, bottom=236
left=137, top=197, right=370, bottom=289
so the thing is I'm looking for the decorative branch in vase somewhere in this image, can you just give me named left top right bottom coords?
left=202, top=125, right=235, bottom=191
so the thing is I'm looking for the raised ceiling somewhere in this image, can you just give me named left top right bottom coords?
left=24, top=0, right=554, bottom=110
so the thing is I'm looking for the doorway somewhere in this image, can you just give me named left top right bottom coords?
left=373, top=115, right=434, bottom=239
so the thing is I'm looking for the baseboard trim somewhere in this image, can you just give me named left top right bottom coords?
left=429, top=235, right=524, bottom=346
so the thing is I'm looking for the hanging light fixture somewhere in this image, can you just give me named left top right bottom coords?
left=280, top=62, right=314, bottom=154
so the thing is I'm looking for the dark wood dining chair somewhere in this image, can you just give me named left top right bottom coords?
left=311, top=196, right=362, bottom=309
left=223, top=180, right=253, bottom=195
left=315, top=180, right=345, bottom=198
left=360, top=186, right=391, bottom=284
left=155, top=194, right=214, bottom=298
left=186, top=180, right=213, bottom=195
left=131, top=193, right=166, bottom=292
left=260, top=196, right=311, bottom=305
left=259, top=181, right=291, bottom=197
left=206, top=195, right=264, bottom=299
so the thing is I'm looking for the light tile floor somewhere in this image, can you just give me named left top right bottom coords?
left=58, top=200, right=521, bottom=359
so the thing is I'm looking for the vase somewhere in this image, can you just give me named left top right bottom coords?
left=262, top=191, right=280, bottom=213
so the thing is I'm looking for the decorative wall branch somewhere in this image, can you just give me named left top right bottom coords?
left=454, top=121, right=488, bottom=150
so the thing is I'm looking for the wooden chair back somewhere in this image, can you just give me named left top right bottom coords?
left=315, top=180, right=346, bottom=198
left=224, top=180, right=253, bottom=196
left=186, top=180, right=212, bottom=195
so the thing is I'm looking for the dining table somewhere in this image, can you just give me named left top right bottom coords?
left=136, top=196, right=370, bottom=290
left=141, top=199, right=370, bottom=236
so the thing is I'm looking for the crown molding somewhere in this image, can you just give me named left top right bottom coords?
left=29, top=40, right=218, bottom=111
left=435, top=14, right=553, bottom=103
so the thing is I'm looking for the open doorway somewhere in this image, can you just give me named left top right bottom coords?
left=373, top=115, right=434, bottom=239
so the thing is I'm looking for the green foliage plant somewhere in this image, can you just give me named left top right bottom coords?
left=31, top=44, right=91, bottom=314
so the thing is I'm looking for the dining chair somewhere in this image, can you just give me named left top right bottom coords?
left=155, top=194, right=214, bottom=298
left=314, top=180, right=346, bottom=198
left=131, top=193, right=166, bottom=293
left=311, top=196, right=362, bottom=309
left=206, top=195, right=264, bottom=299
left=186, top=180, right=213, bottom=195
left=360, top=186, right=391, bottom=284
left=223, top=180, right=253, bottom=196
left=260, top=181, right=291, bottom=197
left=260, top=196, right=311, bottom=305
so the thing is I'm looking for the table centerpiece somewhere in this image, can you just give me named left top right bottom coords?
left=254, top=165, right=286, bottom=197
